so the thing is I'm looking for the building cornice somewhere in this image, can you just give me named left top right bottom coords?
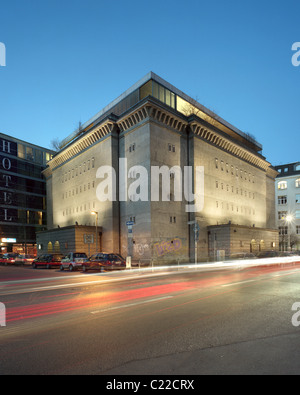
left=44, top=99, right=272, bottom=176
left=117, top=99, right=188, bottom=134
left=189, top=118, right=271, bottom=171
left=45, top=117, right=117, bottom=173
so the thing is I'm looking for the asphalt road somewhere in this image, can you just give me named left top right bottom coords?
left=1, top=259, right=300, bottom=375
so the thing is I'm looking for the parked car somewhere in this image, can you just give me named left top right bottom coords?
left=82, top=253, right=126, bottom=272
left=15, top=254, right=36, bottom=265
left=229, top=252, right=256, bottom=260
left=256, top=250, right=279, bottom=258
left=32, top=254, right=64, bottom=269
left=60, top=252, right=88, bottom=271
left=0, top=253, right=18, bottom=265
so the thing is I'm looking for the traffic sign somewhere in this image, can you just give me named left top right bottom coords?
left=126, top=221, right=135, bottom=226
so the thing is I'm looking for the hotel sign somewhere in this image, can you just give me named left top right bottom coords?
left=1, top=238, right=16, bottom=243
left=0, top=137, right=17, bottom=222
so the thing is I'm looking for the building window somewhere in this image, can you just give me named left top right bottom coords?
left=278, top=211, right=287, bottom=220
left=129, top=143, right=136, bottom=152
left=18, top=144, right=25, bottom=159
left=168, top=143, right=175, bottom=152
left=297, top=226, right=300, bottom=235
left=296, top=194, right=300, bottom=203
left=278, top=196, right=287, bottom=205
left=278, top=181, right=287, bottom=190
left=215, top=158, right=218, bottom=169
left=296, top=178, right=300, bottom=188
left=47, top=242, right=53, bottom=253
left=296, top=210, right=300, bottom=219
left=26, top=146, right=34, bottom=161
left=279, top=226, right=288, bottom=236
left=295, top=164, right=300, bottom=171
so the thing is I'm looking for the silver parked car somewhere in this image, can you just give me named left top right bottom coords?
left=60, top=252, right=88, bottom=271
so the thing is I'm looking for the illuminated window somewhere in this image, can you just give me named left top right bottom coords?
left=152, top=81, right=175, bottom=109
left=54, top=241, right=60, bottom=253
left=47, top=242, right=53, bottom=253
left=18, top=144, right=25, bottom=159
left=296, top=178, right=300, bottom=188
left=278, top=181, right=287, bottom=190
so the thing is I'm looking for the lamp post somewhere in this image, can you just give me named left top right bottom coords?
left=91, top=211, right=98, bottom=253
left=286, top=214, right=294, bottom=251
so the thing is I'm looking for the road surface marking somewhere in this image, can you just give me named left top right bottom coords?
left=90, top=296, right=174, bottom=314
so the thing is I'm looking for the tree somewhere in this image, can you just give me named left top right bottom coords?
left=50, top=138, right=61, bottom=151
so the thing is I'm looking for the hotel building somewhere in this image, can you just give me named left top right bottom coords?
left=39, top=72, right=278, bottom=262
left=0, top=132, right=55, bottom=254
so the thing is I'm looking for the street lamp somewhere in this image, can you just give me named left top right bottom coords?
left=286, top=214, right=294, bottom=251
left=91, top=211, right=98, bottom=253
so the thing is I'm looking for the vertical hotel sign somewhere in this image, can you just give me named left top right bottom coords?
left=0, top=137, right=17, bottom=223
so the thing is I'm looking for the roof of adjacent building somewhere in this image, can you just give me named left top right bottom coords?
left=274, top=162, right=300, bottom=178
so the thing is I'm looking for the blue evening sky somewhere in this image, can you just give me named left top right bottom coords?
left=0, top=0, right=299, bottom=166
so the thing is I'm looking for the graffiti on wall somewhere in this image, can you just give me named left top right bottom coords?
left=153, top=238, right=182, bottom=257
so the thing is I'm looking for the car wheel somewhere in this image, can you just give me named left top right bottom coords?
left=60, top=265, right=64, bottom=271
left=69, top=264, right=74, bottom=272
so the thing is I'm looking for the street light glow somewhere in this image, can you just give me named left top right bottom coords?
left=91, top=211, right=99, bottom=253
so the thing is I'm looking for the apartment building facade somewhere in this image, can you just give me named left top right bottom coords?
left=39, top=72, right=278, bottom=262
left=274, top=162, right=300, bottom=251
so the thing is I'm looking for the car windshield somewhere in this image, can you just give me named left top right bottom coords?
left=74, top=253, right=87, bottom=258
left=114, top=254, right=125, bottom=260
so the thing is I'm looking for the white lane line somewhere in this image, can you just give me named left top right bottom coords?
left=90, top=296, right=174, bottom=314
left=221, top=279, right=255, bottom=287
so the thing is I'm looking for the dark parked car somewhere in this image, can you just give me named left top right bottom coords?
left=32, top=254, right=64, bottom=269
left=82, top=253, right=126, bottom=272
left=256, top=250, right=279, bottom=258
left=229, top=252, right=256, bottom=260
